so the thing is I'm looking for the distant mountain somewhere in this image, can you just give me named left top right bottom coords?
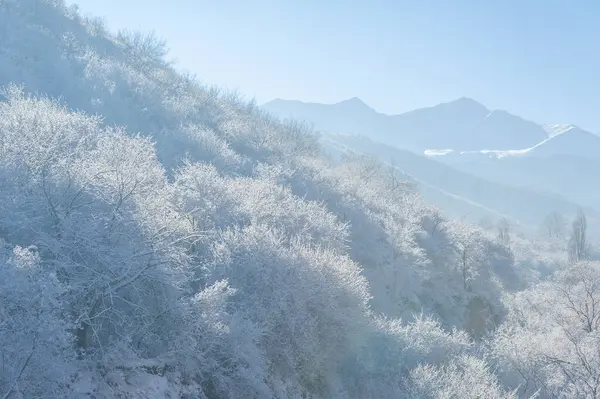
left=527, top=126, right=600, bottom=158
left=263, top=97, right=389, bottom=141
left=424, top=125, right=600, bottom=161
left=263, top=97, right=549, bottom=152
left=388, top=98, right=548, bottom=151
left=321, top=133, right=592, bottom=228
left=441, top=154, right=600, bottom=211
left=418, top=123, right=600, bottom=210
left=263, top=97, right=600, bottom=160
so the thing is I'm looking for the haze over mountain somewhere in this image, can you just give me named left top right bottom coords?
left=263, top=97, right=600, bottom=158
left=264, top=96, right=600, bottom=232
left=444, top=154, right=600, bottom=210
left=527, top=125, right=600, bottom=158
left=3, top=1, right=600, bottom=398
left=321, top=132, right=591, bottom=229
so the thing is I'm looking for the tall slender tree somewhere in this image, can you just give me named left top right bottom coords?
left=568, top=209, right=588, bottom=263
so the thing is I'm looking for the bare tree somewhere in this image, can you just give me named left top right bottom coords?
left=428, top=209, right=444, bottom=237
left=478, top=216, right=495, bottom=231
left=497, top=217, right=511, bottom=248
left=495, top=262, right=600, bottom=398
left=555, top=265, right=600, bottom=333
left=542, top=211, right=566, bottom=239
left=568, top=210, right=588, bottom=263
left=544, top=262, right=600, bottom=396
left=117, top=29, right=170, bottom=72
left=453, top=227, right=483, bottom=292
left=386, top=160, right=416, bottom=195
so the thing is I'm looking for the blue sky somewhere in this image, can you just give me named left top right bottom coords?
left=70, top=0, right=600, bottom=132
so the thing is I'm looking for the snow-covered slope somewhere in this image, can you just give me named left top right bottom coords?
left=0, top=1, right=535, bottom=398
left=4, top=1, right=599, bottom=398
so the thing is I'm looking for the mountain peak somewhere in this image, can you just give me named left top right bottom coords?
left=455, top=96, right=480, bottom=104
left=442, top=97, right=489, bottom=113
left=338, top=96, right=365, bottom=104
left=334, top=97, right=372, bottom=110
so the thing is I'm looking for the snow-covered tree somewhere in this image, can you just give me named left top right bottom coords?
left=492, top=261, right=600, bottom=397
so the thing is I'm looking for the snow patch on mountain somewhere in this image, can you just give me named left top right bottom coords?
left=425, top=124, right=600, bottom=160
left=543, top=124, right=577, bottom=137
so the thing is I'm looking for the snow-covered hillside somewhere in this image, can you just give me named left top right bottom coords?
left=0, top=1, right=598, bottom=398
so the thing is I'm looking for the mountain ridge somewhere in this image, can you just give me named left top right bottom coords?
left=262, top=97, right=600, bottom=157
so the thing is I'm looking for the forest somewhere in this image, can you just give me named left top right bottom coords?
left=1, top=1, right=599, bottom=398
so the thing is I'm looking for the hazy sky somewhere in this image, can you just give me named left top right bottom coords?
left=70, top=0, right=600, bottom=132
